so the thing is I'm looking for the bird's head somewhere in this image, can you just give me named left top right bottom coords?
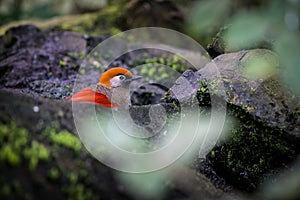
left=99, top=67, right=141, bottom=88
left=65, top=67, right=141, bottom=108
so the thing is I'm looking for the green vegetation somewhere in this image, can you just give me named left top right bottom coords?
left=0, top=123, right=28, bottom=166
left=59, top=60, right=67, bottom=67
left=188, top=0, right=231, bottom=46
left=0, top=122, right=99, bottom=199
left=50, top=129, right=82, bottom=153
left=1, top=184, right=11, bottom=198
left=48, top=167, right=60, bottom=180
left=61, top=171, right=96, bottom=200
left=57, top=5, right=123, bottom=36
left=194, top=80, right=211, bottom=107
left=0, top=180, right=32, bottom=200
left=136, top=54, right=190, bottom=82
left=0, top=123, right=50, bottom=171
left=189, top=0, right=300, bottom=96
left=63, top=183, right=94, bottom=200
left=23, top=141, right=50, bottom=171
left=145, top=55, right=189, bottom=72
left=0, top=3, right=124, bottom=36
left=206, top=105, right=300, bottom=191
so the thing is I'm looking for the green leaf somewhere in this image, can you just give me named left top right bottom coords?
left=224, top=12, right=270, bottom=51
left=274, top=31, right=300, bottom=96
left=188, top=0, right=231, bottom=34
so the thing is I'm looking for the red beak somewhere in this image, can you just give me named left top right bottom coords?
left=65, top=88, right=117, bottom=108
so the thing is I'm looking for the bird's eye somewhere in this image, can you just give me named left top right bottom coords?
left=118, top=75, right=126, bottom=81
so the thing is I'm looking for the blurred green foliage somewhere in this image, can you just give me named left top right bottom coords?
left=0, top=0, right=109, bottom=26
left=0, top=0, right=59, bottom=26
left=0, top=123, right=50, bottom=171
left=0, top=123, right=27, bottom=166
left=188, top=0, right=300, bottom=96
left=23, top=141, right=50, bottom=171
left=137, top=54, right=190, bottom=82
left=188, top=0, right=231, bottom=36
left=49, top=129, right=82, bottom=153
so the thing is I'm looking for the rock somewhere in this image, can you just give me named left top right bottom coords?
left=203, top=49, right=299, bottom=137
left=0, top=89, right=234, bottom=200
left=0, top=90, right=132, bottom=200
left=0, top=25, right=195, bottom=102
left=1, top=25, right=45, bottom=49
left=0, top=25, right=103, bottom=99
left=169, top=69, right=201, bottom=103
left=131, top=83, right=168, bottom=106
left=170, top=49, right=300, bottom=137
left=168, top=49, right=300, bottom=192
left=0, top=25, right=236, bottom=200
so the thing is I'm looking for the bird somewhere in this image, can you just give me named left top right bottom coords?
left=65, top=67, right=141, bottom=108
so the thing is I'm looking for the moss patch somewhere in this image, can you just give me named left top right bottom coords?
left=0, top=123, right=27, bottom=166
left=136, top=54, right=190, bottom=81
left=204, top=105, right=300, bottom=192
left=0, top=122, right=103, bottom=199
left=49, top=129, right=82, bottom=153
left=0, top=123, right=50, bottom=170
left=23, top=141, right=50, bottom=171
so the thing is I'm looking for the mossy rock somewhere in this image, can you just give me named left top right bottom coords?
left=167, top=49, right=300, bottom=192
left=0, top=88, right=235, bottom=200
left=170, top=49, right=299, bottom=137
left=0, top=90, right=128, bottom=200
left=200, top=49, right=299, bottom=137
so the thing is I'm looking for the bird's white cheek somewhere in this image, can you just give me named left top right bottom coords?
left=110, top=77, right=121, bottom=88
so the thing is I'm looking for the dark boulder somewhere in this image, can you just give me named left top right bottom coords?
left=170, top=49, right=300, bottom=137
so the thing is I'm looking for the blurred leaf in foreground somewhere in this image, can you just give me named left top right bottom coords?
left=188, top=0, right=231, bottom=35
left=274, top=31, right=300, bottom=96
left=224, top=11, right=271, bottom=51
left=242, top=50, right=279, bottom=80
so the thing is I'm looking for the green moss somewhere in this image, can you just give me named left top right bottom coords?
left=23, top=141, right=50, bottom=171
left=207, top=104, right=300, bottom=191
left=0, top=123, right=28, bottom=166
left=148, top=67, right=156, bottom=77
left=57, top=5, right=123, bottom=36
left=137, top=54, right=190, bottom=81
left=1, top=180, right=32, bottom=200
left=48, top=167, right=60, bottom=180
left=1, top=184, right=11, bottom=197
left=0, top=145, right=20, bottom=166
left=69, top=172, right=78, bottom=184
left=50, top=130, right=82, bottom=153
left=64, top=183, right=94, bottom=200
left=161, top=73, right=169, bottom=79
left=79, top=69, right=86, bottom=75
left=61, top=171, right=96, bottom=200
left=59, top=60, right=67, bottom=67
left=210, top=150, right=215, bottom=158
left=193, top=80, right=211, bottom=106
